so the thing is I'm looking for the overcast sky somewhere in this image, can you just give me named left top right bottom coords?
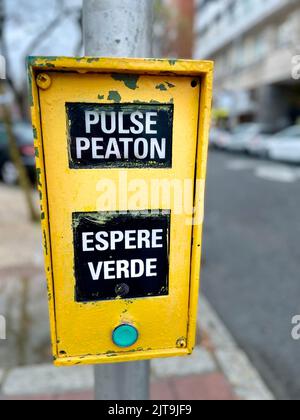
left=4, top=0, right=83, bottom=87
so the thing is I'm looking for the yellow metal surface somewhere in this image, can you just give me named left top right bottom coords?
left=28, top=57, right=213, bottom=366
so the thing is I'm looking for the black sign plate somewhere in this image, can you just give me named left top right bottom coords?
left=73, top=211, right=170, bottom=302
left=67, top=103, right=173, bottom=169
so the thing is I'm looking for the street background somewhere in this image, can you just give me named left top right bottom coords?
left=0, top=0, right=300, bottom=400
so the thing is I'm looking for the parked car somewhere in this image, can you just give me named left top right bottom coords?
left=0, top=122, right=35, bottom=185
left=225, top=123, right=267, bottom=152
left=245, top=133, right=271, bottom=156
left=210, top=127, right=232, bottom=149
left=262, top=125, right=300, bottom=163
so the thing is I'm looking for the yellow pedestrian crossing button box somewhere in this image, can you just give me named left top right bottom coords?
left=28, top=57, right=213, bottom=366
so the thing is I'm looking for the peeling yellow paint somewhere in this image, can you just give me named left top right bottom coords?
left=29, top=56, right=214, bottom=367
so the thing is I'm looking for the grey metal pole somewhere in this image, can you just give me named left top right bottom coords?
left=82, top=0, right=153, bottom=401
left=94, top=361, right=151, bottom=401
left=83, top=0, right=153, bottom=57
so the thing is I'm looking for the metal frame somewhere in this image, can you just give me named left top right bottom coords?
left=28, top=56, right=214, bottom=366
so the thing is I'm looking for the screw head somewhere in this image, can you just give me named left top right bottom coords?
left=115, top=283, right=130, bottom=298
left=36, top=73, right=52, bottom=90
left=176, top=338, right=187, bottom=349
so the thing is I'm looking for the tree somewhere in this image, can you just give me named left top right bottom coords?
left=0, top=0, right=82, bottom=221
left=3, top=0, right=82, bottom=119
left=153, top=0, right=195, bottom=59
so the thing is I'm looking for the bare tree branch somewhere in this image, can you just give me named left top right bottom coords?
left=0, top=2, right=38, bottom=221
left=23, top=6, right=79, bottom=59
left=1, top=0, right=82, bottom=119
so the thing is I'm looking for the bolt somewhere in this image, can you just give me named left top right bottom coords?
left=36, top=73, right=52, bottom=90
left=115, top=283, right=130, bottom=298
left=176, top=338, right=187, bottom=349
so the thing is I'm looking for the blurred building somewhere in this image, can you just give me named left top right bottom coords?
left=155, top=0, right=194, bottom=58
left=194, top=0, right=300, bottom=131
left=169, top=0, right=195, bottom=58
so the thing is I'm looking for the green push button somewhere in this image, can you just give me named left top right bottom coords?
left=112, top=324, right=139, bottom=348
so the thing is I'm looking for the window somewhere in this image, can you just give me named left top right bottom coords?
left=275, top=126, right=300, bottom=139
left=277, top=16, right=294, bottom=48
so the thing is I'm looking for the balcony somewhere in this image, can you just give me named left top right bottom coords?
left=194, top=0, right=295, bottom=58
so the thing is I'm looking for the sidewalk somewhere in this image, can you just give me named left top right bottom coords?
left=0, top=297, right=274, bottom=400
left=0, top=185, right=274, bottom=400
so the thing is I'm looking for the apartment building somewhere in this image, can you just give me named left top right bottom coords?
left=194, top=0, right=300, bottom=130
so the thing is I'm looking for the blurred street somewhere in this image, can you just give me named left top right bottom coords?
left=2, top=149, right=300, bottom=398
left=203, top=150, right=300, bottom=400
left=0, top=185, right=49, bottom=368
left=0, top=176, right=274, bottom=401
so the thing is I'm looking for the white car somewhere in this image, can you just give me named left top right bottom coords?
left=245, top=134, right=270, bottom=156
left=263, top=126, right=300, bottom=163
left=210, top=127, right=232, bottom=149
left=225, top=123, right=264, bottom=152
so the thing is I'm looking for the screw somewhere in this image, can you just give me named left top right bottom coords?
left=115, top=283, right=130, bottom=298
left=176, top=338, right=187, bottom=349
left=36, top=73, right=52, bottom=90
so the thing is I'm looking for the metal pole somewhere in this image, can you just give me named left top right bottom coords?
left=83, top=0, right=153, bottom=57
left=94, top=361, right=150, bottom=401
left=82, top=0, right=153, bottom=401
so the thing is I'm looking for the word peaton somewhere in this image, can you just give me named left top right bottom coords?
left=67, top=103, right=173, bottom=168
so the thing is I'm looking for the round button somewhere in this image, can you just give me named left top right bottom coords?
left=112, top=324, right=139, bottom=348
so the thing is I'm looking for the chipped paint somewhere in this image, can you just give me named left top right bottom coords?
left=166, top=82, right=175, bottom=89
left=45, top=63, right=56, bottom=68
left=108, top=90, right=122, bottom=103
left=156, top=82, right=175, bottom=92
left=112, top=73, right=140, bottom=90
left=106, top=351, right=118, bottom=357
left=27, top=68, right=34, bottom=106
left=156, top=83, right=168, bottom=91
left=43, top=230, right=48, bottom=256
left=87, top=58, right=101, bottom=63
left=36, top=168, right=42, bottom=187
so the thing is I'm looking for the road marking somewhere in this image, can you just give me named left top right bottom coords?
left=226, top=160, right=256, bottom=171
left=255, top=166, right=299, bottom=183
left=226, top=158, right=300, bottom=184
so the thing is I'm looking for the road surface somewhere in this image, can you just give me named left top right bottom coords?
left=202, top=150, right=300, bottom=400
